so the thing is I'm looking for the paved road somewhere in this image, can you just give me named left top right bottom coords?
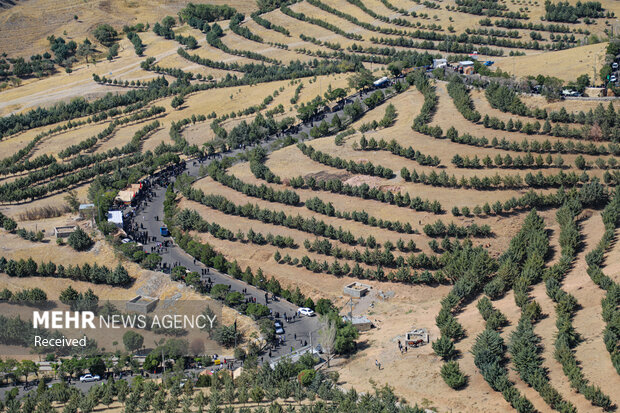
left=123, top=80, right=409, bottom=359
left=0, top=78, right=401, bottom=401
left=136, top=182, right=321, bottom=361
left=125, top=79, right=406, bottom=355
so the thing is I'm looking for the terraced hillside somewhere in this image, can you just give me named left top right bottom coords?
left=0, top=0, right=620, bottom=412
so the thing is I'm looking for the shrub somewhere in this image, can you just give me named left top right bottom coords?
left=93, top=24, right=118, bottom=46
left=67, top=227, right=94, bottom=251
left=441, top=361, right=467, bottom=389
left=432, top=336, right=456, bottom=360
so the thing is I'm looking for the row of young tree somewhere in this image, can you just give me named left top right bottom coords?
left=278, top=248, right=444, bottom=284
left=453, top=0, right=527, bottom=19
left=411, top=70, right=439, bottom=135
left=0, top=256, right=131, bottom=286
left=186, top=188, right=370, bottom=247
left=485, top=83, right=619, bottom=141
left=250, top=12, right=290, bottom=36
left=1, top=353, right=431, bottom=412
left=229, top=12, right=263, bottom=43
left=204, top=22, right=279, bottom=64
left=299, top=34, right=342, bottom=51
left=164, top=183, right=361, bottom=357
left=0, top=75, right=183, bottom=138
left=287, top=174, right=443, bottom=214
left=210, top=112, right=294, bottom=151
left=487, top=17, right=571, bottom=33
left=58, top=106, right=164, bottom=158
left=309, top=0, right=514, bottom=55
left=402, top=165, right=589, bottom=190
left=0, top=287, right=47, bottom=306
left=358, top=136, right=440, bottom=167
left=422, top=219, right=492, bottom=238
left=544, top=0, right=606, bottom=23
left=543, top=202, right=614, bottom=409
left=298, top=143, right=394, bottom=179
left=497, top=209, right=580, bottom=412
left=584, top=188, right=620, bottom=375
left=279, top=4, right=362, bottom=41
left=465, top=27, right=521, bottom=38
left=358, top=103, right=397, bottom=132
left=176, top=208, right=297, bottom=249
left=208, top=162, right=300, bottom=206
left=453, top=152, right=563, bottom=169
left=305, top=196, right=414, bottom=234
left=0, top=121, right=161, bottom=203
left=371, top=35, right=505, bottom=57
left=441, top=124, right=620, bottom=157
left=298, top=236, right=444, bottom=270
left=471, top=328, right=534, bottom=410
left=446, top=75, right=482, bottom=122
left=434, top=241, right=497, bottom=389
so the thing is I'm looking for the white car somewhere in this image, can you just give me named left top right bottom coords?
left=275, top=327, right=285, bottom=335
left=274, top=321, right=283, bottom=329
left=298, top=307, right=315, bottom=317
left=79, top=374, right=100, bottom=383
left=611, top=75, right=617, bottom=83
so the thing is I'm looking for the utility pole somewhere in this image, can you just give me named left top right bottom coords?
left=345, top=297, right=354, bottom=320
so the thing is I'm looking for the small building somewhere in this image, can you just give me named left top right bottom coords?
left=116, top=190, right=138, bottom=205
left=342, top=315, right=373, bottom=332
left=54, top=225, right=77, bottom=238
left=373, top=76, right=390, bottom=88
left=405, top=328, right=429, bottom=347
left=458, top=60, right=474, bottom=68
left=126, top=296, right=158, bottom=314
left=107, top=210, right=124, bottom=228
left=432, top=58, right=447, bottom=69
left=343, top=282, right=371, bottom=298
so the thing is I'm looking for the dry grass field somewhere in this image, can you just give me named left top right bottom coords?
left=1, top=0, right=620, bottom=411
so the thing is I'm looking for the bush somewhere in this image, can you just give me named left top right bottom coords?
left=298, top=369, right=316, bottom=386
left=93, top=24, right=118, bottom=46
left=171, top=96, right=185, bottom=109
left=432, top=336, right=456, bottom=360
left=67, top=227, right=94, bottom=251
left=441, top=361, right=467, bottom=389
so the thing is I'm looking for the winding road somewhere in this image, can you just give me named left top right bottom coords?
left=126, top=77, right=402, bottom=361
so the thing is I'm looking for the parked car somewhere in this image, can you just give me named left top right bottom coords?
left=79, top=374, right=100, bottom=383
left=298, top=307, right=315, bottom=317
left=275, top=326, right=285, bottom=335
left=610, top=75, right=617, bottom=83
left=612, top=62, right=618, bottom=70
left=274, top=321, right=283, bottom=329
